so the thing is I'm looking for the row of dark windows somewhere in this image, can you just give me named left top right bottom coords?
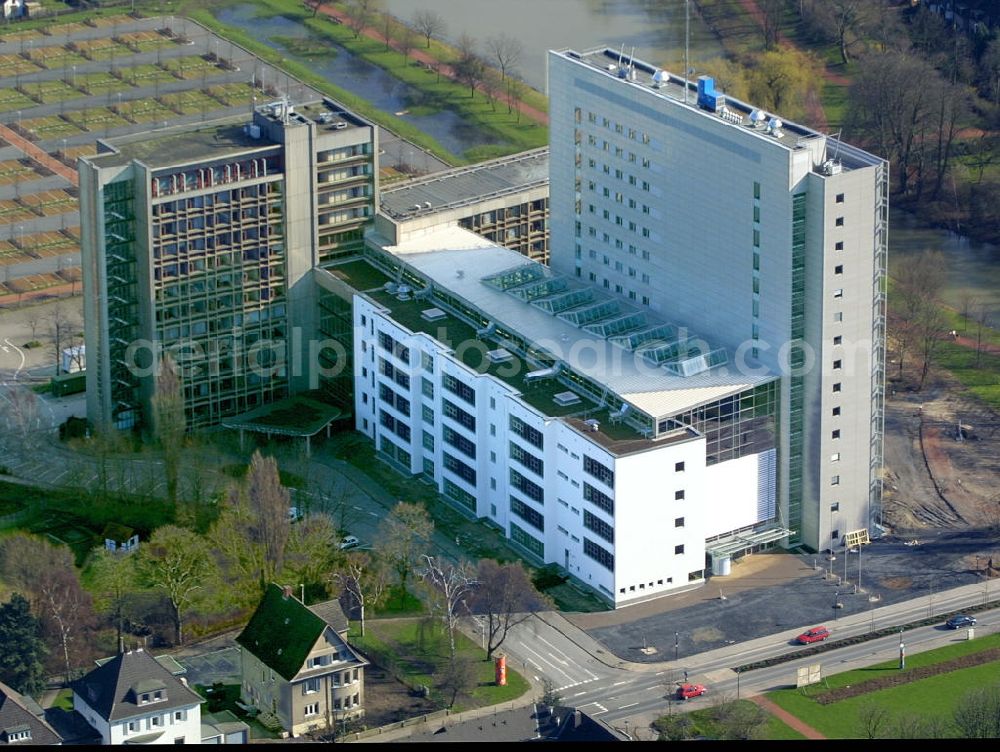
left=583, top=510, right=613, bottom=543
left=510, top=496, right=544, bottom=532
left=509, top=415, right=543, bottom=449
left=444, top=425, right=476, bottom=460
left=379, top=410, right=411, bottom=442
left=583, top=483, right=614, bottom=515
left=443, top=452, right=476, bottom=485
left=442, top=372, right=476, bottom=406
left=510, top=468, right=544, bottom=503
left=442, top=399, right=475, bottom=432
left=584, top=538, right=614, bottom=571
left=509, top=441, right=543, bottom=476
left=583, top=455, right=614, bottom=487
left=379, top=358, right=410, bottom=390
left=377, top=330, right=410, bottom=364
left=378, top=383, right=410, bottom=417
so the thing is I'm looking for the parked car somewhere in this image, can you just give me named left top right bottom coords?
left=945, top=614, right=976, bottom=629
left=796, top=626, right=831, bottom=644
left=676, top=683, right=707, bottom=700
left=338, top=535, right=360, bottom=550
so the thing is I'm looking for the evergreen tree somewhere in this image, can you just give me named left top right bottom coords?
left=0, top=594, right=48, bottom=697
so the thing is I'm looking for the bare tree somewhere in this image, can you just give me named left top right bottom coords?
left=437, top=655, right=476, bottom=708
left=399, top=25, right=417, bottom=62
left=380, top=11, right=393, bottom=51
left=971, top=301, right=991, bottom=369
left=418, top=555, right=476, bottom=660
left=151, top=355, right=185, bottom=504
left=247, top=450, right=291, bottom=592
left=344, top=0, right=376, bottom=40
left=453, top=34, right=484, bottom=97
left=481, top=68, right=502, bottom=112
left=412, top=9, right=446, bottom=49
left=470, top=559, right=551, bottom=659
left=304, top=0, right=322, bottom=18
left=508, top=76, right=526, bottom=123
left=376, top=501, right=432, bottom=602
left=45, top=302, right=78, bottom=376
left=889, top=249, right=947, bottom=387
left=857, top=701, right=891, bottom=739
left=332, top=550, right=390, bottom=636
left=758, top=0, right=784, bottom=49
left=139, top=525, right=216, bottom=644
left=0, top=384, right=43, bottom=453
left=486, top=33, right=522, bottom=82
left=953, top=684, right=1000, bottom=737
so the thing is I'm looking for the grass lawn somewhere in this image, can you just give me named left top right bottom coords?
left=656, top=699, right=807, bottom=740
left=160, top=55, right=220, bottom=79
left=0, top=88, right=37, bottom=112
left=352, top=617, right=530, bottom=712
left=767, top=634, right=1000, bottom=738
left=159, top=89, right=223, bottom=116
left=120, top=98, right=178, bottom=125
left=63, top=107, right=131, bottom=132
left=122, top=63, right=181, bottom=86
left=377, top=585, right=426, bottom=617
left=50, top=688, right=73, bottom=711
left=75, top=72, right=134, bottom=96
left=23, top=79, right=85, bottom=104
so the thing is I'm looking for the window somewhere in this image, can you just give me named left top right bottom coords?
left=583, top=482, right=614, bottom=515
left=421, top=351, right=434, bottom=372
left=675, top=461, right=685, bottom=472
left=444, top=426, right=476, bottom=459
left=442, top=373, right=475, bottom=406
left=753, top=182, right=761, bottom=199
left=832, top=529, right=840, bottom=541
left=510, top=497, right=544, bottom=531
left=510, top=468, right=543, bottom=503
left=833, top=383, right=842, bottom=393
left=442, top=399, right=475, bottom=431
left=422, top=405, right=434, bottom=424
left=832, top=429, right=841, bottom=439
left=831, top=452, right=840, bottom=462
left=583, top=537, right=614, bottom=571
left=835, top=241, right=844, bottom=250
left=675, top=490, right=685, bottom=500
left=831, top=475, right=840, bottom=486
left=303, top=678, right=320, bottom=694
left=835, top=216, right=844, bottom=226
left=174, top=711, right=185, bottom=721
left=304, top=702, right=319, bottom=717
left=833, top=289, right=843, bottom=299
left=151, top=717, right=161, bottom=728
left=675, top=517, right=685, bottom=528
left=443, top=452, right=476, bottom=485
left=833, top=359, right=842, bottom=369
left=422, top=431, right=434, bottom=451
left=128, top=722, right=138, bottom=733
left=510, top=441, right=543, bottom=476
left=675, top=544, right=685, bottom=555
left=831, top=502, right=840, bottom=512
left=510, top=416, right=543, bottom=449
left=583, top=510, right=613, bottom=542
left=834, top=311, right=843, bottom=322
left=835, top=193, right=844, bottom=203
left=422, top=377, right=434, bottom=399
left=832, top=407, right=841, bottom=416
left=833, top=335, right=842, bottom=345
left=834, top=265, right=843, bottom=275
left=583, top=455, right=614, bottom=486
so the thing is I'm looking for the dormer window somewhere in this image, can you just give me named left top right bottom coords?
left=140, top=693, right=150, bottom=705
left=307, top=654, right=332, bottom=669
left=4, top=727, right=32, bottom=743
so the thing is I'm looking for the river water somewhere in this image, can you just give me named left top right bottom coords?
left=224, top=2, right=998, bottom=319
left=214, top=4, right=501, bottom=158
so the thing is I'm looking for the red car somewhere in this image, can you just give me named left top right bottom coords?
left=677, top=683, right=707, bottom=700
left=796, top=626, right=831, bottom=644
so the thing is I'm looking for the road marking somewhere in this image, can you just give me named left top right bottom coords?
left=612, top=680, right=627, bottom=686
left=0, top=345, right=7, bottom=353
left=573, top=691, right=586, bottom=697
left=535, top=633, right=599, bottom=681
left=618, top=702, right=639, bottom=710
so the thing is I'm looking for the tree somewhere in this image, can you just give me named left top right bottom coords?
left=710, top=696, right=769, bottom=740
left=375, top=502, right=433, bottom=601
left=209, top=486, right=267, bottom=607
left=281, top=513, right=337, bottom=589
left=304, top=0, right=321, bottom=18
left=953, top=683, right=1000, bottom=737
left=890, top=250, right=948, bottom=389
left=151, top=355, right=185, bottom=505
left=418, top=555, right=476, bottom=660
left=857, top=700, right=891, bottom=739
left=345, top=0, right=376, bottom=40
left=809, top=0, right=870, bottom=65
left=437, top=655, right=476, bottom=708
left=470, top=559, right=551, bottom=659
left=139, top=525, right=215, bottom=644
left=481, top=68, right=502, bottom=112
left=45, top=302, right=79, bottom=376
left=412, top=9, right=445, bottom=49
left=453, top=34, right=484, bottom=98
left=486, top=33, right=522, bottom=82
left=332, top=550, right=390, bottom=637
left=0, top=594, right=47, bottom=697
left=36, top=566, right=95, bottom=684
left=508, top=75, right=526, bottom=123
left=89, top=547, right=139, bottom=649
left=746, top=47, right=820, bottom=122
left=399, top=25, right=417, bottom=62
left=758, top=0, right=784, bottom=50
left=246, top=450, right=291, bottom=592
left=0, top=384, right=43, bottom=454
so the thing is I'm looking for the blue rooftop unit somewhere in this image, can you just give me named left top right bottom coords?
left=697, top=76, right=721, bottom=112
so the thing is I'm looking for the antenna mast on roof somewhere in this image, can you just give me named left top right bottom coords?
left=684, top=0, right=690, bottom=104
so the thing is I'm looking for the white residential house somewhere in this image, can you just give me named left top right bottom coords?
left=71, top=649, right=203, bottom=745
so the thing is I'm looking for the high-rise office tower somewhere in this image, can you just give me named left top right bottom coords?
left=80, top=102, right=377, bottom=430
left=547, top=49, right=887, bottom=553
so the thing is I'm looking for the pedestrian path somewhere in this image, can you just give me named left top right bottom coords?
left=749, top=695, right=825, bottom=739
left=0, top=123, right=78, bottom=186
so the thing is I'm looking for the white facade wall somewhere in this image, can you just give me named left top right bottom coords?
left=72, top=694, right=201, bottom=745
left=547, top=50, right=884, bottom=553
left=354, top=293, right=722, bottom=606
left=702, top=450, right=777, bottom=539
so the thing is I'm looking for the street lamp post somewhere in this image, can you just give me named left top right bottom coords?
left=674, top=631, right=679, bottom=663
left=736, top=668, right=741, bottom=699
